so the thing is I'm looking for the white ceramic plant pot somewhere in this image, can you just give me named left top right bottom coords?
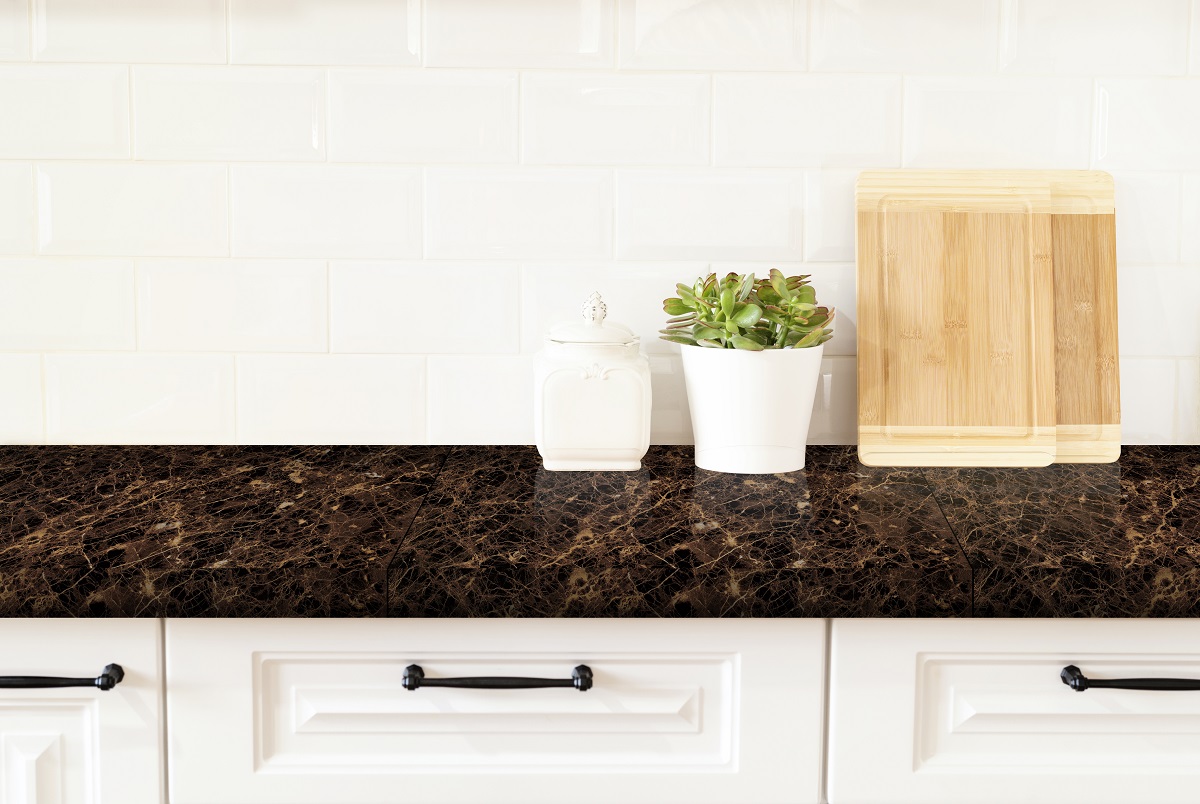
left=680, top=343, right=825, bottom=474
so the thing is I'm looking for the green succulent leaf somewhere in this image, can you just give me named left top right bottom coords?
left=696, top=338, right=724, bottom=348
left=719, top=287, right=735, bottom=318
left=663, top=297, right=690, bottom=316
left=730, top=334, right=765, bottom=351
left=730, top=302, right=763, bottom=328
left=694, top=323, right=724, bottom=341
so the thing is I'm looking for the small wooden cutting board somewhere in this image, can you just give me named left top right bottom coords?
left=856, top=170, right=1119, bottom=467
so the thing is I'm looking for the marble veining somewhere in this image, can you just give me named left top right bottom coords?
left=0, top=444, right=1195, bottom=617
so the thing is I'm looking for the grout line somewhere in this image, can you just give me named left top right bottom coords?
left=324, top=260, right=331, bottom=354
left=38, top=351, right=47, bottom=444
left=1189, top=0, right=1196, bottom=74
left=127, top=65, right=135, bottom=160
left=231, top=353, right=240, bottom=444
left=25, top=0, right=32, bottom=61
left=225, top=0, right=232, bottom=65
left=225, top=163, right=232, bottom=257
left=131, top=260, right=140, bottom=349
left=516, top=71, right=524, bottom=164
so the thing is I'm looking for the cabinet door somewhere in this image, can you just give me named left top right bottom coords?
left=0, top=618, right=163, bottom=804
left=830, top=619, right=1200, bottom=804
left=167, top=618, right=824, bottom=804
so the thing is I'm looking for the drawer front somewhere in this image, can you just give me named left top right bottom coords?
left=830, top=619, right=1200, bottom=804
left=167, top=618, right=824, bottom=804
left=0, top=618, right=163, bottom=804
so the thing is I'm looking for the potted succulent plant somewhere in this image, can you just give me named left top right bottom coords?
left=661, top=270, right=835, bottom=473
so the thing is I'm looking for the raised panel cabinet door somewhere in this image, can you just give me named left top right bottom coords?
left=166, top=618, right=825, bottom=804
left=0, top=619, right=163, bottom=804
left=829, top=619, right=1200, bottom=804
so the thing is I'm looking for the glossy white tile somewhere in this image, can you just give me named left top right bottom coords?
left=1178, top=358, right=1200, bottom=442
left=137, top=260, right=327, bottom=352
left=1119, top=358, right=1179, bottom=444
left=45, top=353, right=235, bottom=444
left=236, top=354, right=426, bottom=444
left=616, top=170, right=803, bottom=260
left=711, top=261, right=855, bottom=355
left=904, top=76, right=1092, bottom=168
left=806, top=354, right=855, bottom=445
left=0, top=66, right=128, bottom=158
left=134, top=67, right=324, bottom=161
left=1001, top=0, right=1188, bottom=75
left=804, top=170, right=858, bottom=262
left=427, top=355, right=534, bottom=444
left=522, top=73, right=708, bottom=166
left=425, top=168, right=613, bottom=259
left=425, top=0, right=614, bottom=68
left=230, top=0, right=419, bottom=65
left=1117, top=265, right=1200, bottom=357
left=231, top=165, right=421, bottom=258
left=647, top=353, right=692, bottom=444
left=37, top=163, right=228, bottom=257
left=0, top=163, right=32, bottom=254
left=331, top=261, right=519, bottom=354
left=33, top=0, right=225, bottom=63
left=1112, top=172, right=1180, bottom=265
left=713, top=75, right=901, bottom=167
left=519, top=262, right=706, bottom=354
left=1181, top=174, right=1200, bottom=262
left=0, top=258, right=134, bottom=350
left=0, top=355, right=42, bottom=444
left=329, top=70, right=517, bottom=163
left=618, top=0, right=806, bottom=70
left=812, top=0, right=998, bottom=73
left=0, top=0, right=30, bottom=61
left=1097, top=79, right=1200, bottom=170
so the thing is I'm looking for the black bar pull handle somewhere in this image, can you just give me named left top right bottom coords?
left=1061, top=664, right=1200, bottom=692
left=403, top=664, right=592, bottom=692
left=0, top=663, right=124, bottom=691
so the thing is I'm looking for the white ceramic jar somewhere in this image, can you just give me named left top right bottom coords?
left=534, top=293, right=652, bottom=471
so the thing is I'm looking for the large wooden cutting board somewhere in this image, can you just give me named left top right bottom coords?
left=856, top=170, right=1119, bottom=467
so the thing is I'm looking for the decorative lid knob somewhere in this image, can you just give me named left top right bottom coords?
left=582, top=291, right=607, bottom=327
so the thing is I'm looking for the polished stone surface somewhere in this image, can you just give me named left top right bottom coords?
left=0, top=444, right=1195, bottom=617
left=387, top=446, right=968, bottom=617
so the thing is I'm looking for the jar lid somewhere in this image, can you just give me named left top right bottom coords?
left=547, top=292, right=639, bottom=345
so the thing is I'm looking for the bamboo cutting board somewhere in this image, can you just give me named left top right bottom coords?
left=856, top=170, right=1119, bottom=467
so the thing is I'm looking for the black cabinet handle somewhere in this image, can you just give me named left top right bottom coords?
left=0, top=663, right=124, bottom=691
left=1061, top=664, right=1200, bottom=692
left=403, top=664, right=592, bottom=692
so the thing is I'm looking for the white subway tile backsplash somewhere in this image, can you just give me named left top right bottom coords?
left=425, top=0, right=614, bottom=68
left=231, top=165, right=421, bottom=258
left=711, top=261, right=855, bottom=356
left=904, top=76, right=1092, bottom=168
left=427, top=355, right=534, bottom=444
left=1120, top=358, right=1180, bottom=444
left=425, top=168, right=612, bottom=259
left=618, top=0, right=806, bottom=70
left=329, top=70, right=517, bottom=163
left=713, top=75, right=902, bottom=167
left=1113, top=172, right=1180, bottom=265
left=0, top=0, right=29, bottom=61
left=37, top=163, right=228, bottom=257
left=807, top=355, right=856, bottom=445
left=0, top=163, right=32, bottom=254
left=521, top=73, right=708, bottom=166
left=519, top=262, right=706, bottom=354
left=0, top=66, right=128, bottom=158
left=230, top=0, right=419, bottom=66
left=236, top=354, right=426, bottom=444
left=137, top=260, right=327, bottom=352
left=1001, top=0, right=1188, bottom=76
left=45, top=353, right=234, bottom=444
left=0, top=355, right=42, bottom=444
left=1181, top=174, right=1200, bottom=262
left=616, top=170, right=803, bottom=260
left=804, top=170, right=857, bottom=262
left=0, top=258, right=134, bottom=350
left=1097, top=79, right=1200, bottom=170
left=134, top=67, right=325, bottom=161
left=811, top=0, right=998, bottom=73
left=1117, top=265, right=1200, bottom=358
left=33, top=0, right=225, bottom=63
left=647, top=353, right=692, bottom=444
left=331, top=261, right=519, bottom=354
left=1179, top=358, right=1200, bottom=442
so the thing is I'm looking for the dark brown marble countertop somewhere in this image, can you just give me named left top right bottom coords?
left=0, top=445, right=1194, bottom=617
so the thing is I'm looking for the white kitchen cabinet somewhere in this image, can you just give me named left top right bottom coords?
left=829, top=618, right=1200, bottom=804
left=166, top=618, right=825, bottom=804
left=0, top=618, right=163, bottom=804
